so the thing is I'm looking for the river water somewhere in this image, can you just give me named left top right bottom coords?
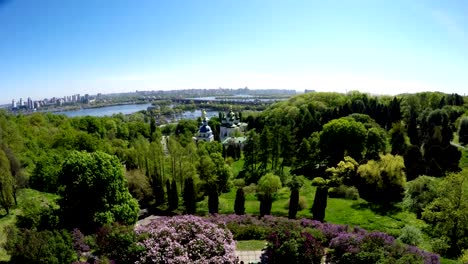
left=55, top=104, right=218, bottom=120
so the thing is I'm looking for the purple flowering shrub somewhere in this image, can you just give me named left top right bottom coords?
left=328, top=231, right=440, bottom=264
left=135, top=215, right=237, bottom=264
left=206, top=215, right=440, bottom=264
left=261, top=229, right=324, bottom=264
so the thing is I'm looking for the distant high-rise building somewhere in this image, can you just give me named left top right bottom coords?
left=12, top=99, right=16, bottom=109
left=19, top=98, right=23, bottom=106
left=27, top=97, right=33, bottom=109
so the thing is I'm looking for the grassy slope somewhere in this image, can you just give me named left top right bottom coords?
left=0, top=189, right=59, bottom=262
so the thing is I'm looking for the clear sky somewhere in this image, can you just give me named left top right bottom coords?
left=0, top=0, right=467, bottom=104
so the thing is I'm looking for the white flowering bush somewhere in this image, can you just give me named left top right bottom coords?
left=135, top=215, right=237, bottom=264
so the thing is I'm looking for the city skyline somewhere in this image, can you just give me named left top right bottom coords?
left=1, top=0, right=468, bottom=104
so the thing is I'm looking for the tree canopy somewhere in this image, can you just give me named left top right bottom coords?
left=58, top=151, right=139, bottom=231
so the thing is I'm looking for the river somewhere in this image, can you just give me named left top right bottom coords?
left=55, top=104, right=218, bottom=120
left=55, top=104, right=153, bottom=117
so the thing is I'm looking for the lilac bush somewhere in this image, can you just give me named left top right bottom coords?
left=327, top=230, right=440, bottom=264
left=135, top=215, right=237, bottom=264
left=205, top=214, right=440, bottom=264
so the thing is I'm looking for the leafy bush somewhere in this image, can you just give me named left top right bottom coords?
left=327, top=231, right=440, bottom=264
left=404, top=176, right=439, bottom=218
left=328, top=185, right=360, bottom=200
left=135, top=215, right=237, bottom=264
left=5, top=227, right=77, bottom=264
left=398, top=225, right=423, bottom=246
left=261, top=229, right=324, bottom=264
left=95, top=223, right=143, bottom=264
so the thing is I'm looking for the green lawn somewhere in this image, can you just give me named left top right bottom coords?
left=0, top=189, right=59, bottom=262
left=236, top=240, right=266, bottom=251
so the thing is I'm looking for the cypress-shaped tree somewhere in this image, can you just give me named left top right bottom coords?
left=165, top=179, right=171, bottom=206
left=169, top=179, right=178, bottom=210
left=234, top=187, right=245, bottom=215
left=311, top=186, right=328, bottom=222
left=288, top=187, right=299, bottom=219
left=208, top=184, right=219, bottom=215
left=183, top=178, right=196, bottom=214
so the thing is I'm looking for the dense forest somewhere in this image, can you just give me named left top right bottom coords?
left=0, top=91, right=467, bottom=263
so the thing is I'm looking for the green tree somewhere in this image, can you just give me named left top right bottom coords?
left=422, top=109, right=461, bottom=176
left=357, top=154, right=406, bottom=206
left=58, top=151, right=139, bottom=232
left=404, top=176, right=439, bottom=219
left=208, top=184, right=219, bottom=214
left=30, top=151, right=64, bottom=193
left=234, top=187, right=245, bottom=215
left=459, top=117, right=468, bottom=146
left=169, top=179, right=179, bottom=210
left=404, top=145, right=425, bottom=181
left=364, top=127, right=387, bottom=160
left=183, top=177, right=196, bottom=214
left=423, top=170, right=468, bottom=257
left=319, top=117, right=367, bottom=166
left=242, top=130, right=261, bottom=183
left=5, top=228, right=76, bottom=264
left=257, top=173, right=282, bottom=216
left=0, top=148, right=14, bottom=214
left=311, top=157, right=358, bottom=221
left=288, top=176, right=304, bottom=219
left=389, top=122, right=408, bottom=155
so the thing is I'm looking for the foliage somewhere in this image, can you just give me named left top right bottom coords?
left=357, top=154, right=406, bottom=206
left=257, top=173, right=282, bottom=216
left=404, top=176, right=439, bottom=219
left=135, top=215, right=237, bottom=264
left=398, top=225, right=424, bottom=246
left=327, top=231, right=439, bottom=264
left=58, top=151, right=139, bottom=231
left=4, top=227, right=77, bottom=264
left=311, top=156, right=358, bottom=222
left=262, top=229, right=324, bottom=264
left=30, top=151, right=65, bottom=194
left=207, top=215, right=439, bottom=264
left=0, top=148, right=14, bottom=214
left=422, top=170, right=468, bottom=257
left=328, top=185, right=360, bottom=200
left=126, top=169, right=153, bottom=209
left=95, top=223, right=143, bottom=264
left=183, top=177, right=196, bottom=214
left=168, top=179, right=179, bottom=210
left=234, top=187, right=245, bottom=215
left=459, top=116, right=468, bottom=146
left=319, top=117, right=368, bottom=166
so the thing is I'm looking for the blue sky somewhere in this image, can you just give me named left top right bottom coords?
left=0, top=0, right=467, bottom=103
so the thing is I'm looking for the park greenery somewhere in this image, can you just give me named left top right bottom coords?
left=0, top=91, right=467, bottom=263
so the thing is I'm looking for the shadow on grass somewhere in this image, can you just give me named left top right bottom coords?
left=350, top=201, right=402, bottom=216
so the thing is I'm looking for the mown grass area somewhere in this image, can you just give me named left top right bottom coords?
left=236, top=240, right=266, bottom=251
left=0, top=189, right=59, bottom=262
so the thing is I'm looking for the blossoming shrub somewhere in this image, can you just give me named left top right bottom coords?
left=327, top=231, right=440, bottom=264
left=206, top=215, right=440, bottom=264
left=261, top=229, right=324, bottom=264
left=135, top=215, right=237, bottom=264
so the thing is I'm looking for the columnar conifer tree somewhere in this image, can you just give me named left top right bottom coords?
left=169, top=179, right=178, bottom=210
left=183, top=177, right=196, bottom=215
left=234, top=187, right=245, bottom=215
